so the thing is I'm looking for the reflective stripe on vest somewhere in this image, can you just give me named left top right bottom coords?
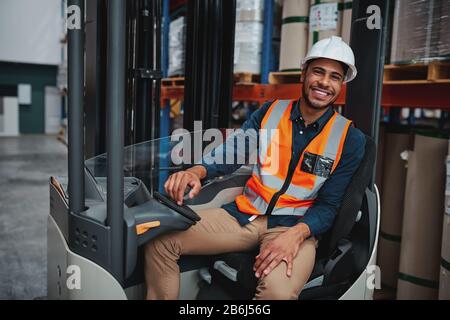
left=235, top=99, right=352, bottom=216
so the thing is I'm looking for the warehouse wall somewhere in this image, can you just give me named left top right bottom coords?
left=0, top=0, right=63, bottom=65
left=0, top=62, right=58, bottom=134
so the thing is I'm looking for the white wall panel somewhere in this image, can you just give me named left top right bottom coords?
left=0, top=0, right=63, bottom=65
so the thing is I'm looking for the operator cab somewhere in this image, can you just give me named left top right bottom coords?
left=48, top=130, right=379, bottom=299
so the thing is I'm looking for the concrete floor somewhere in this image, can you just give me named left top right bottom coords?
left=0, top=135, right=67, bottom=299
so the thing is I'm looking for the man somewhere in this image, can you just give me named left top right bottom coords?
left=145, top=36, right=365, bottom=300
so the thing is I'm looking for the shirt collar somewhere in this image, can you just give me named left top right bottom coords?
left=290, top=100, right=334, bottom=131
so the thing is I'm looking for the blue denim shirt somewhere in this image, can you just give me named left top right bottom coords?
left=201, top=100, right=365, bottom=236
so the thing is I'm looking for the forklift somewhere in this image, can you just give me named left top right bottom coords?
left=47, top=0, right=387, bottom=299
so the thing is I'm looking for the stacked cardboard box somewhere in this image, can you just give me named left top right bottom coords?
left=390, top=0, right=450, bottom=64
left=439, top=1, right=450, bottom=57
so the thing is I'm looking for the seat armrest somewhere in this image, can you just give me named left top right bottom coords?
left=323, top=239, right=354, bottom=285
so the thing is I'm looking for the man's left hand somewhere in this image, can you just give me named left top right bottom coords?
left=253, top=223, right=311, bottom=278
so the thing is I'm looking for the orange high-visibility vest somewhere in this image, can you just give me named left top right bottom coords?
left=235, top=99, right=352, bottom=217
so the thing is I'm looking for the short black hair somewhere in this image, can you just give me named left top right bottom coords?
left=303, top=59, right=349, bottom=79
left=339, top=62, right=349, bottom=78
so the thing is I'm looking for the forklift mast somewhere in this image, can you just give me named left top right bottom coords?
left=345, top=0, right=390, bottom=186
left=183, top=0, right=236, bottom=131
left=84, top=0, right=162, bottom=159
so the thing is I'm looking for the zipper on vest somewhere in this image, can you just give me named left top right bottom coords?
left=265, top=145, right=301, bottom=215
left=264, top=107, right=332, bottom=215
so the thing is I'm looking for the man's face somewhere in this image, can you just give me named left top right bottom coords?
left=301, top=58, right=345, bottom=110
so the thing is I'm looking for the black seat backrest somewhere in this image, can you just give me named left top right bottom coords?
left=320, top=135, right=376, bottom=257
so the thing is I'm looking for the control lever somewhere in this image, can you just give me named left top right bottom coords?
left=153, top=191, right=201, bottom=222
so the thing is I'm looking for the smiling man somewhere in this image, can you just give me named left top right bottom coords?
left=145, top=36, right=365, bottom=300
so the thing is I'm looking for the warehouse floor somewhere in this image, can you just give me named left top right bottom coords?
left=0, top=135, right=67, bottom=299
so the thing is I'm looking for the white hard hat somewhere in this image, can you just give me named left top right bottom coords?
left=301, top=36, right=357, bottom=83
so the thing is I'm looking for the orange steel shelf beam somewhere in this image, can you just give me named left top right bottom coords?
left=232, top=84, right=346, bottom=104
left=161, top=82, right=450, bottom=109
left=381, top=83, right=450, bottom=109
left=161, top=84, right=346, bottom=104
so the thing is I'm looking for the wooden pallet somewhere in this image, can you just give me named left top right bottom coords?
left=373, top=287, right=397, bottom=300
left=268, top=71, right=302, bottom=84
left=162, top=77, right=185, bottom=87
left=233, top=72, right=260, bottom=85
left=384, top=61, right=450, bottom=84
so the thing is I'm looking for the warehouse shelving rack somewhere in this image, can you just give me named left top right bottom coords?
left=162, top=82, right=450, bottom=110
left=161, top=0, right=450, bottom=119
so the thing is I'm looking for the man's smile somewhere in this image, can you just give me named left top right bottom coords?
left=310, top=86, right=333, bottom=101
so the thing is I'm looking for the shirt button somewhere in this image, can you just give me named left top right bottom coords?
left=300, top=130, right=303, bottom=134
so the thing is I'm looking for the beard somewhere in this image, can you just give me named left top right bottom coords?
left=302, top=83, right=338, bottom=110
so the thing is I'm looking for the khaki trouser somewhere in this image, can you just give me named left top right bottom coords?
left=145, top=208, right=317, bottom=300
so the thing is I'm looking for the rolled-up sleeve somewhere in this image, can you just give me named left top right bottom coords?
left=299, top=127, right=366, bottom=236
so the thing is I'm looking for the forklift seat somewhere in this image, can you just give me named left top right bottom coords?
left=186, top=134, right=376, bottom=299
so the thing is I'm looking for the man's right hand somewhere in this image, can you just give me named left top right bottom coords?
left=164, top=165, right=207, bottom=205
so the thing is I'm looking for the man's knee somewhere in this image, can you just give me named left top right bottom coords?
left=255, top=276, right=300, bottom=300
left=145, top=232, right=181, bottom=261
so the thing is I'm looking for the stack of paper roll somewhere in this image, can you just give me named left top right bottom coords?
left=279, top=0, right=310, bottom=71
left=234, top=0, right=264, bottom=74
left=308, top=0, right=342, bottom=51
left=397, top=133, right=448, bottom=299
left=439, top=141, right=450, bottom=299
left=377, top=130, right=412, bottom=290
left=375, top=124, right=386, bottom=197
left=340, top=1, right=352, bottom=44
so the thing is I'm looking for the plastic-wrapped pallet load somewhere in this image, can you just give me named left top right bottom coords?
left=279, top=0, right=310, bottom=71
left=168, top=16, right=186, bottom=77
left=234, top=0, right=264, bottom=74
left=390, top=0, right=450, bottom=64
left=440, top=1, right=450, bottom=57
left=397, top=133, right=448, bottom=300
left=234, top=23, right=264, bottom=74
left=236, top=0, right=264, bottom=21
left=377, top=129, right=412, bottom=290
left=439, top=141, right=450, bottom=300
left=340, top=1, right=352, bottom=45
left=308, top=0, right=343, bottom=51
